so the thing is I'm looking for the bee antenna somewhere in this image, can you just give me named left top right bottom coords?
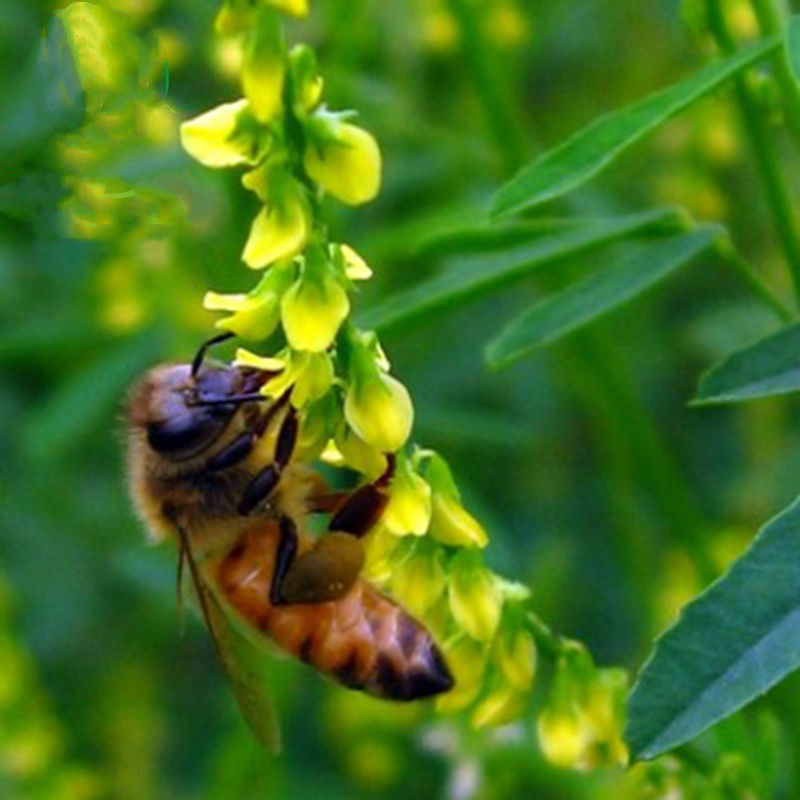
left=191, top=332, right=235, bottom=378
left=190, top=393, right=270, bottom=407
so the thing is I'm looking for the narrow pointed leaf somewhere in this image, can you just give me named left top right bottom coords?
left=694, top=322, right=800, bottom=405
left=491, top=37, right=779, bottom=219
left=786, top=16, right=800, bottom=83
left=627, top=497, right=800, bottom=760
left=358, top=207, right=684, bottom=333
left=486, top=227, right=717, bottom=369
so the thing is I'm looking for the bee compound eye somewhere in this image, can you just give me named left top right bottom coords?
left=147, top=410, right=228, bottom=459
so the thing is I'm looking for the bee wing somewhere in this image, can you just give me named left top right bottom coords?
left=175, top=527, right=281, bottom=754
left=202, top=579, right=282, bottom=754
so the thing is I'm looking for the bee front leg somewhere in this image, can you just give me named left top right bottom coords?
left=238, top=407, right=298, bottom=515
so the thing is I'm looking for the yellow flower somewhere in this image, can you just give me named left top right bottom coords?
left=242, top=8, right=285, bottom=123
left=304, top=116, right=382, bottom=205
left=384, top=453, right=431, bottom=536
left=494, top=624, right=537, bottom=692
left=281, top=265, right=350, bottom=351
left=214, top=1, right=256, bottom=34
left=333, top=425, right=387, bottom=480
left=180, top=99, right=256, bottom=168
left=472, top=685, right=527, bottom=729
left=296, top=392, right=339, bottom=461
left=344, top=371, right=413, bottom=453
left=242, top=181, right=310, bottom=269
left=291, top=352, right=334, bottom=407
left=425, top=455, right=488, bottom=548
left=435, top=636, right=487, bottom=713
left=537, top=705, right=591, bottom=769
left=390, top=541, right=445, bottom=618
left=448, top=552, right=502, bottom=642
left=362, top=525, right=402, bottom=585
left=203, top=262, right=294, bottom=340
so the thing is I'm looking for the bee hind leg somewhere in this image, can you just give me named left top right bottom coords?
left=327, top=454, right=396, bottom=538
left=271, top=517, right=364, bottom=605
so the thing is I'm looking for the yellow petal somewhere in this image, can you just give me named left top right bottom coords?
left=537, top=707, right=592, bottom=769
left=268, top=0, right=309, bottom=17
left=234, top=348, right=285, bottom=372
left=344, top=373, right=413, bottom=453
left=340, top=244, right=373, bottom=280
left=242, top=10, right=285, bottom=123
left=180, top=99, right=254, bottom=168
left=384, top=461, right=431, bottom=536
left=390, top=546, right=445, bottom=618
left=448, top=563, right=502, bottom=642
left=281, top=274, right=349, bottom=351
left=471, top=686, right=527, bottom=729
left=495, top=627, right=537, bottom=691
left=334, top=426, right=386, bottom=479
left=242, top=199, right=308, bottom=269
left=291, top=352, right=334, bottom=407
left=203, top=291, right=251, bottom=312
left=435, top=637, right=487, bottom=713
left=429, top=493, right=488, bottom=548
left=304, top=122, right=382, bottom=205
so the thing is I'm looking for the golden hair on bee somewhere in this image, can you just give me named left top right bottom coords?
left=125, top=335, right=452, bottom=744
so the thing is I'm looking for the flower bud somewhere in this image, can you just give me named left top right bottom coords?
left=214, top=1, right=255, bottom=34
left=203, top=261, right=294, bottom=340
left=425, top=455, right=488, bottom=548
left=448, top=550, right=502, bottom=642
left=471, top=685, right=527, bottom=729
left=344, top=338, right=413, bottom=453
left=180, top=99, right=255, bottom=167
left=493, top=622, right=537, bottom=692
left=281, top=253, right=349, bottom=351
left=242, top=8, right=285, bottom=123
left=242, top=177, right=310, bottom=269
left=435, top=636, right=487, bottom=713
left=304, top=114, right=382, bottom=205
left=289, top=45, right=324, bottom=112
left=537, top=705, right=591, bottom=769
left=390, top=541, right=445, bottom=618
left=384, top=453, right=431, bottom=536
left=296, top=392, right=339, bottom=461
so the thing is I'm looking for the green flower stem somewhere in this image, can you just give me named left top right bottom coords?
left=750, top=0, right=800, bottom=149
left=445, top=0, right=529, bottom=175
left=524, top=611, right=570, bottom=661
left=715, top=235, right=795, bottom=321
left=707, top=0, right=800, bottom=306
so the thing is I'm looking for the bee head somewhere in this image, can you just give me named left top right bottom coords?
left=129, top=360, right=269, bottom=462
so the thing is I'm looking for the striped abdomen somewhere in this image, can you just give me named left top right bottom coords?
left=209, top=524, right=453, bottom=700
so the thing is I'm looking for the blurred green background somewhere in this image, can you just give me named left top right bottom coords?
left=2, top=0, right=799, bottom=797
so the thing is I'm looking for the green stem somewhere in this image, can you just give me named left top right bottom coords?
left=707, top=0, right=800, bottom=305
left=525, top=612, right=570, bottom=661
left=750, top=0, right=800, bottom=148
left=715, top=235, right=795, bottom=321
left=445, top=0, right=529, bottom=175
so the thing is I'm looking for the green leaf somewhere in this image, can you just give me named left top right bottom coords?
left=358, top=207, right=685, bottom=333
left=627, top=496, right=800, bottom=760
left=694, top=321, right=800, bottom=405
left=786, top=16, right=800, bottom=85
left=490, top=37, right=779, bottom=219
left=486, top=227, right=718, bottom=369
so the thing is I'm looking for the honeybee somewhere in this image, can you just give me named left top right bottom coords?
left=126, top=334, right=453, bottom=750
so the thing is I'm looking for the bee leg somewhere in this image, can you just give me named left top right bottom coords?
left=274, top=529, right=365, bottom=606
left=270, top=515, right=300, bottom=605
left=327, top=454, right=396, bottom=538
left=208, top=394, right=290, bottom=473
left=238, top=407, right=298, bottom=515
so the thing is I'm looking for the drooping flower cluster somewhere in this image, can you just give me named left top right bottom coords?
left=182, top=0, right=627, bottom=770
